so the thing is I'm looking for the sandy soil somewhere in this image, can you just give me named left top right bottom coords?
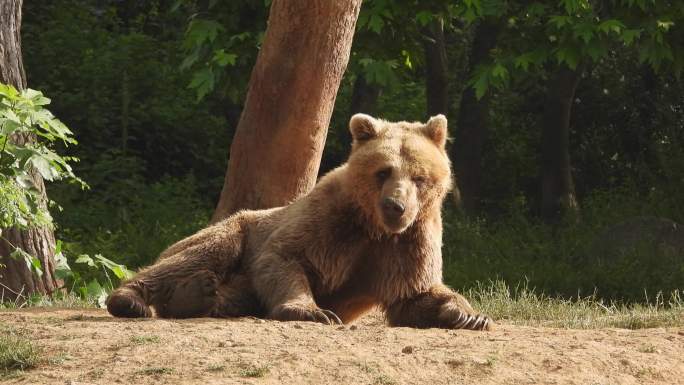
left=1, top=308, right=683, bottom=385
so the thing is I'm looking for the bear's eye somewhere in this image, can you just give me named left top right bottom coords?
left=412, top=175, right=428, bottom=187
left=375, top=168, right=392, bottom=182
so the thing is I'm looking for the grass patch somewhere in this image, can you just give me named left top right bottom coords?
left=468, top=280, right=684, bottom=329
left=485, top=355, right=499, bottom=367
left=130, top=335, right=161, bottom=345
left=206, top=363, right=225, bottom=372
left=354, top=361, right=395, bottom=384
left=238, top=363, right=270, bottom=378
left=0, top=292, right=97, bottom=310
left=374, top=374, right=397, bottom=385
left=136, top=366, right=174, bottom=376
left=638, top=344, right=658, bottom=353
left=0, top=331, right=40, bottom=377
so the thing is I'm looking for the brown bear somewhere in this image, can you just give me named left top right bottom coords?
left=106, top=113, right=493, bottom=330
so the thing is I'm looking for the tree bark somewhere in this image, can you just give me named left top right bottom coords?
left=422, top=18, right=448, bottom=116
left=0, top=0, right=60, bottom=301
left=451, top=20, right=500, bottom=214
left=540, top=64, right=582, bottom=223
left=212, top=0, right=362, bottom=221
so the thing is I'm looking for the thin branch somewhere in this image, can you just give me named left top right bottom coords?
left=0, top=281, right=26, bottom=300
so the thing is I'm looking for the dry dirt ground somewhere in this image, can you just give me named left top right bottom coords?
left=1, top=308, right=683, bottom=385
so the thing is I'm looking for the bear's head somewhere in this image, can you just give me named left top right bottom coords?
left=345, top=113, right=452, bottom=235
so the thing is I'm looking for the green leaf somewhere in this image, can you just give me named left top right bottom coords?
left=621, top=29, right=642, bottom=45
left=401, top=50, right=412, bottom=70
left=368, top=14, right=384, bottom=34
left=29, top=155, right=60, bottom=181
left=75, top=254, right=96, bottom=268
left=527, top=3, right=547, bottom=17
left=463, top=7, right=477, bottom=23
left=656, top=20, right=674, bottom=31
left=23, top=88, right=51, bottom=106
left=513, top=53, right=533, bottom=71
left=54, top=250, right=73, bottom=281
left=2, top=109, right=21, bottom=124
left=415, top=11, right=432, bottom=26
left=9, top=247, right=42, bottom=277
left=184, top=19, right=223, bottom=47
left=556, top=46, right=580, bottom=69
left=84, top=279, right=108, bottom=307
left=585, top=39, right=607, bottom=61
left=470, top=66, right=491, bottom=100
left=548, top=15, right=572, bottom=30
left=93, top=254, right=135, bottom=280
left=359, top=58, right=398, bottom=87
left=111, top=265, right=135, bottom=280
left=598, top=19, right=626, bottom=35
left=0, top=83, right=19, bottom=98
left=179, top=49, right=199, bottom=71
left=573, top=22, right=594, bottom=44
left=491, top=63, right=509, bottom=80
left=85, top=279, right=104, bottom=296
left=188, top=67, right=215, bottom=102
left=53, top=240, right=73, bottom=281
left=0, top=119, right=21, bottom=136
left=212, top=49, right=238, bottom=67
left=30, top=256, right=43, bottom=277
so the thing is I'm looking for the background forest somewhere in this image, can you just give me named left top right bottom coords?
left=10, top=0, right=684, bottom=303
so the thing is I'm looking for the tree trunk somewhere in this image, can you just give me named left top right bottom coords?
left=0, top=0, right=60, bottom=301
left=212, top=0, right=362, bottom=221
left=540, top=65, right=582, bottom=223
left=451, top=20, right=500, bottom=214
left=422, top=18, right=448, bottom=116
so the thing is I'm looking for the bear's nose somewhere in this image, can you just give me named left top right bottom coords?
left=382, top=197, right=405, bottom=218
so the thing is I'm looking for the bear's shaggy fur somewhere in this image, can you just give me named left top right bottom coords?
left=106, top=114, right=493, bottom=330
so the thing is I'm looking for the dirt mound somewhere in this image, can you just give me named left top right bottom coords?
left=1, top=308, right=683, bottom=385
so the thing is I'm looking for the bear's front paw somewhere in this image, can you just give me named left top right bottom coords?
left=270, top=303, right=342, bottom=325
left=106, top=287, right=152, bottom=318
left=439, top=302, right=495, bottom=331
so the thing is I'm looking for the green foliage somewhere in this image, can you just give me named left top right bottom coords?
left=463, top=0, right=684, bottom=98
left=54, top=240, right=135, bottom=307
left=175, top=1, right=266, bottom=102
left=22, top=1, right=232, bottom=193
left=358, top=58, right=400, bottom=87
left=49, top=155, right=210, bottom=270
left=443, top=183, right=684, bottom=301
left=0, top=83, right=84, bottom=230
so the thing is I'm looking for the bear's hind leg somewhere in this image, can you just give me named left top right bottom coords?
left=211, top=272, right=265, bottom=318
left=107, top=217, right=247, bottom=319
left=155, top=270, right=219, bottom=318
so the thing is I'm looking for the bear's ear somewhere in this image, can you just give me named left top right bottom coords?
left=350, top=113, right=381, bottom=141
left=423, top=114, right=448, bottom=148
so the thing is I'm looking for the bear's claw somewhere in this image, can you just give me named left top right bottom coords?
left=271, top=304, right=343, bottom=325
left=448, top=313, right=493, bottom=331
